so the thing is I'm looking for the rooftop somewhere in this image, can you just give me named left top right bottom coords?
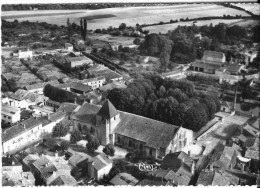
left=202, top=50, right=225, bottom=63
left=66, top=56, right=92, bottom=63
left=89, top=153, right=112, bottom=171
left=162, top=70, right=182, bottom=78
left=57, top=102, right=79, bottom=114
left=191, top=60, right=221, bottom=70
left=1, top=104, right=20, bottom=116
left=92, top=69, right=123, bottom=82
left=2, top=117, right=42, bottom=142
left=70, top=82, right=92, bottom=93
left=110, top=173, right=139, bottom=186
left=97, top=100, right=119, bottom=119
left=137, top=179, right=167, bottom=186
left=46, top=99, right=61, bottom=106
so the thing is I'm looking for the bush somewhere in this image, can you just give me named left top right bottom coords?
left=44, top=137, right=57, bottom=150
left=240, top=103, right=251, bottom=111
left=133, top=38, right=141, bottom=45
left=103, top=144, right=115, bottom=156
left=52, top=123, right=69, bottom=138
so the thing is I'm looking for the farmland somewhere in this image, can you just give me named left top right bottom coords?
left=145, top=19, right=258, bottom=34
left=231, top=3, right=260, bottom=15
left=2, top=4, right=250, bottom=30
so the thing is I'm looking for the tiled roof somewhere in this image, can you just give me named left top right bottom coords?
left=110, top=173, right=139, bottom=186
left=213, top=146, right=237, bottom=169
left=208, top=142, right=225, bottom=165
left=57, top=102, right=79, bottom=114
left=32, top=156, right=57, bottom=180
left=191, top=60, right=221, bottom=70
left=46, top=99, right=61, bottom=106
left=203, top=50, right=225, bottom=63
left=174, top=165, right=192, bottom=186
left=22, top=154, right=40, bottom=169
left=245, top=149, right=259, bottom=160
left=49, top=175, right=77, bottom=186
left=197, top=171, right=215, bottom=185
left=68, top=152, right=90, bottom=167
left=89, top=153, right=112, bottom=171
left=98, top=82, right=127, bottom=92
left=224, top=64, right=243, bottom=73
left=1, top=105, right=20, bottom=116
left=114, top=112, right=179, bottom=148
left=97, top=100, right=119, bottom=119
left=137, top=179, right=167, bottom=186
left=70, top=82, right=92, bottom=92
left=212, top=171, right=230, bottom=186
left=66, top=56, right=92, bottom=63
left=49, top=111, right=67, bottom=122
left=2, top=117, right=42, bottom=142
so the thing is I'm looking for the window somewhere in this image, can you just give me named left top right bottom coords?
left=140, top=144, right=143, bottom=150
left=114, top=117, right=116, bottom=120
left=149, top=148, right=153, bottom=156
left=129, top=140, right=132, bottom=147
left=91, top=127, right=95, bottom=134
left=118, top=136, right=121, bottom=143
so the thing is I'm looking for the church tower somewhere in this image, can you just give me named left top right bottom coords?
left=96, top=100, right=120, bottom=145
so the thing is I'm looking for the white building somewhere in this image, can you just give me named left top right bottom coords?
left=1, top=105, right=21, bottom=125
left=64, top=43, right=73, bottom=51
left=16, top=48, right=33, bottom=59
left=2, top=117, right=42, bottom=154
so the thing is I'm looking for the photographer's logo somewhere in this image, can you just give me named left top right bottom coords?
left=134, top=162, right=159, bottom=172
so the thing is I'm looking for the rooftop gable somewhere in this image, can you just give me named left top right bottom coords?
left=203, top=50, right=225, bottom=63
left=97, top=100, right=119, bottom=119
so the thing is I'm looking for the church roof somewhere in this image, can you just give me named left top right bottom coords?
left=97, top=100, right=119, bottom=119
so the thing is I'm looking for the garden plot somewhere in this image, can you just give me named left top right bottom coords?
left=231, top=3, right=260, bottom=15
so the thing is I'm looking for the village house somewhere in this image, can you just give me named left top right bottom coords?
left=70, top=82, right=92, bottom=95
left=190, top=50, right=226, bottom=74
left=13, top=47, right=33, bottom=59
left=2, top=165, right=35, bottom=186
left=110, top=173, right=139, bottom=186
left=215, top=64, right=244, bottom=76
left=85, top=91, right=102, bottom=104
left=2, top=117, right=42, bottom=154
left=64, top=43, right=73, bottom=51
left=65, top=56, right=93, bottom=68
left=3, top=89, right=49, bottom=109
left=1, top=104, right=21, bottom=125
left=71, top=100, right=193, bottom=159
left=45, top=99, right=61, bottom=109
left=31, top=154, right=77, bottom=186
left=87, top=153, right=113, bottom=180
left=80, top=76, right=106, bottom=89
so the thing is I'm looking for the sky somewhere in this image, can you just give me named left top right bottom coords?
left=1, top=0, right=258, bottom=5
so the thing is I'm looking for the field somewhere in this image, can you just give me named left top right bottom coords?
left=1, top=4, right=250, bottom=30
left=89, top=33, right=136, bottom=46
left=231, top=3, right=260, bottom=15
left=145, top=19, right=247, bottom=34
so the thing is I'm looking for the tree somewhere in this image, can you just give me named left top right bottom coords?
left=103, top=143, right=115, bottom=156
left=80, top=18, right=87, bottom=40
left=67, top=18, right=72, bottom=40
left=70, top=129, right=82, bottom=144
left=44, top=137, right=57, bottom=149
left=86, top=137, right=100, bottom=152
left=52, top=123, right=69, bottom=138
left=184, top=104, right=207, bottom=131
left=133, top=38, right=141, bottom=45
left=60, top=141, right=69, bottom=151
left=119, top=23, right=126, bottom=30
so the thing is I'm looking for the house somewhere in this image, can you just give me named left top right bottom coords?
left=148, top=169, right=178, bottom=185
left=31, top=155, right=76, bottom=186
left=40, top=112, right=67, bottom=134
left=1, top=104, right=21, bottom=125
left=2, top=165, right=35, bottom=186
left=2, top=117, right=42, bottom=154
left=70, top=82, right=92, bottom=95
left=14, top=47, right=33, bottom=59
left=80, top=76, right=106, bottom=89
left=202, top=50, right=226, bottom=65
left=45, top=99, right=61, bottom=109
left=72, top=100, right=193, bottom=159
left=208, top=143, right=237, bottom=171
left=64, top=43, right=73, bottom=51
left=22, top=154, right=40, bottom=172
left=190, top=60, right=221, bottom=74
left=85, top=91, right=102, bottom=104
left=196, top=170, right=239, bottom=186
left=87, top=153, right=113, bottom=180
left=110, top=173, right=139, bottom=186
left=216, top=64, right=244, bottom=76
left=24, top=80, right=60, bottom=94
left=65, top=56, right=93, bottom=68
left=220, top=101, right=233, bottom=113
left=97, top=81, right=127, bottom=93
left=161, top=70, right=186, bottom=80
left=66, top=148, right=91, bottom=169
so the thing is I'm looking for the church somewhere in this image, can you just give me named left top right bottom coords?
left=71, top=100, right=193, bottom=159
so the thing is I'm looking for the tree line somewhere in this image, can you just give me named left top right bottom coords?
left=107, top=73, right=220, bottom=132
left=139, top=23, right=258, bottom=67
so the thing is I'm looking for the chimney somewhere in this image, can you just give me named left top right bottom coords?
left=74, top=98, right=77, bottom=104
left=210, top=163, right=214, bottom=171
left=12, top=160, right=15, bottom=165
left=23, top=124, right=26, bottom=129
left=47, top=113, right=51, bottom=120
left=188, top=151, right=191, bottom=156
left=55, top=152, right=58, bottom=158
